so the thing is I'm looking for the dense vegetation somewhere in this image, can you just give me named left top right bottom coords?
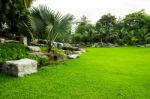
left=1, top=1, right=150, bottom=47
left=1, top=47, right=150, bottom=98
left=26, top=5, right=74, bottom=52
left=0, top=0, right=34, bottom=36
left=0, top=43, right=48, bottom=67
left=0, top=1, right=75, bottom=51
left=73, top=10, right=150, bottom=46
left=0, top=43, right=28, bottom=64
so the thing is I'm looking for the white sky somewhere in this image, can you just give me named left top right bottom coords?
left=33, top=0, right=150, bottom=23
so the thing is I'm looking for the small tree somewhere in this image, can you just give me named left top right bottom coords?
left=27, top=5, right=74, bottom=52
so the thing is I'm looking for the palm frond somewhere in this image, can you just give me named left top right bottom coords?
left=29, top=5, right=74, bottom=50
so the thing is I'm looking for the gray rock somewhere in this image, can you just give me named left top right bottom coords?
left=1, top=59, right=37, bottom=77
left=80, top=49, right=86, bottom=53
left=73, top=49, right=86, bottom=54
left=5, top=40, right=19, bottom=43
left=71, top=44, right=81, bottom=47
left=57, top=42, right=64, bottom=49
left=114, top=44, right=119, bottom=47
left=0, top=38, right=5, bottom=43
left=64, top=43, right=72, bottom=47
left=73, top=51, right=82, bottom=54
left=53, top=42, right=57, bottom=48
left=108, top=43, right=114, bottom=47
left=52, top=54, right=67, bottom=61
left=145, top=44, right=150, bottom=47
left=21, top=37, right=28, bottom=46
left=68, top=54, right=80, bottom=59
left=28, top=46, right=41, bottom=52
left=92, top=43, right=100, bottom=48
left=107, top=43, right=119, bottom=47
left=29, top=52, right=48, bottom=58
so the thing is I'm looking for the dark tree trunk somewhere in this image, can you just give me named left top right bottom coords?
left=48, top=44, right=52, bottom=53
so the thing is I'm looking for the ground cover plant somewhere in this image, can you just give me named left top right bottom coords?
left=0, top=43, right=29, bottom=64
left=0, top=47, right=150, bottom=99
left=0, top=43, right=48, bottom=67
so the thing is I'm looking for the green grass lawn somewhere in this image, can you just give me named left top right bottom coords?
left=1, top=47, right=150, bottom=99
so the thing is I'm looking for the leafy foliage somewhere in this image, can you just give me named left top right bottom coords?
left=0, top=0, right=34, bottom=36
left=27, top=5, right=74, bottom=52
left=0, top=43, right=48, bottom=66
left=73, top=11, right=150, bottom=46
left=73, top=16, right=97, bottom=43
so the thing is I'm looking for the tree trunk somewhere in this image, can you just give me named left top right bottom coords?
left=100, top=38, right=103, bottom=46
left=48, top=44, right=52, bottom=53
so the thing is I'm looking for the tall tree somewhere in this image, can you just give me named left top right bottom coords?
left=75, top=16, right=90, bottom=35
left=96, top=13, right=117, bottom=43
left=0, top=0, right=35, bottom=35
left=123, top=10, right=150, bottom=45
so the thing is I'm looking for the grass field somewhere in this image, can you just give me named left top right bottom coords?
left=1, top=47, right=150, bottom=99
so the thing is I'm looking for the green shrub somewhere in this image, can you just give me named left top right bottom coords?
left=64, top=50, right=72, bottom=55
left=53, top=48, right=65, bottom=55
left=34, top=56, right=49, bottom=68
left=0, top=43, right=49, bottom=68
left=0, top=43, right=28, bottom=63
left=40, top=45, right=48, bottom=52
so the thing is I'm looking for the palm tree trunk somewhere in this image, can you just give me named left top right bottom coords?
left=48, top=41, right=52, bottom=53
left=48, top=46, right=51, bottom=53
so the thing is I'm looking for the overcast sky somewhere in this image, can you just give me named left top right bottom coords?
left=33, top=0, right=150, bottom=23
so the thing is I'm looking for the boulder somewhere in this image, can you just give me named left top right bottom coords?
left=73, top=51, right=82, bottom=55
left=52, top=54, right=67, bottom=61
left=57, top=42, right=64, bottom=49
left=5, top=40, right=19, bottom=43
left=68, top=54, right=80, bottom=59
left=73, top=49, right=86, bottom=55
left=71, top=44, right=81, bottom=47
left=0, top=38, right=5, bottom=43
left=53, top=42, right=57, bottom=48
left=28, top=46, right=41, bottom=52
left=64, top=43, right=72, bottom=47
left=92, top=43, right=100, bottom=48
left=108, top=43, right=114, bottom=47
left=21, top=36, right=28, bottom=46
left=107, top=43, right=119, bottom=47
left=145, top=44, right=150, bottom=47
left=79, top=49, right=86, bottom=53
left=1, top=59, right=37, bottom=77
left=114, top=43, right=119, bottom=47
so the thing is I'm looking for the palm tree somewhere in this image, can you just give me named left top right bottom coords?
left=136, top=28, right=150, bottom=45
left=28, top=5, right=74, bottom=52
left=23, top=0, right=35, bottom=8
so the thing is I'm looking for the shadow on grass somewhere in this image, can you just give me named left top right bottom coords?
left=0, top=73, right=19, bottom=86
